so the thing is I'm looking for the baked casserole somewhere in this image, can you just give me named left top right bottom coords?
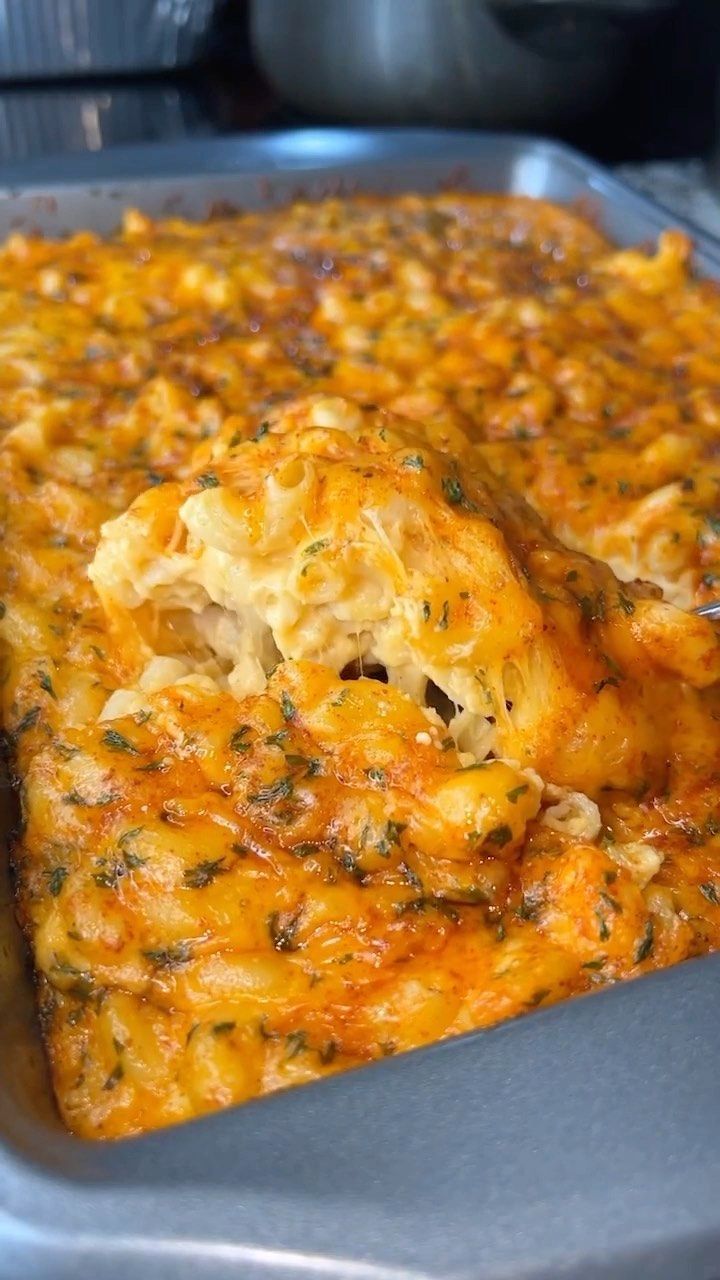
left=1, top=194, right=720, bottom=1138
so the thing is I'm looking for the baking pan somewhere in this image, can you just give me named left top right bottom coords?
left=1, top=129, right=720, bottom=1280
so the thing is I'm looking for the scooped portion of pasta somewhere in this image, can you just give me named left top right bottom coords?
left=92, top=395, right=720, bottom=798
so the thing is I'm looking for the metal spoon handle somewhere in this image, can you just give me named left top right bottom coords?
left=694, top=601, right=720, bottom=621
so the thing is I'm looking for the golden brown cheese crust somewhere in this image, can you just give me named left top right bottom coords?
left=1, top=193, right=720, bottom=1139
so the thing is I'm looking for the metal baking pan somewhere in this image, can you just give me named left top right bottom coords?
left=1, top=129, right=720, bottom=1280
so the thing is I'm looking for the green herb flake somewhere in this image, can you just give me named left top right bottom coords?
left=46, top=866, right=68, bottom=897
left=93, top=864, right=122, bottom=890
left=594, top=676, right=621, bottom=694
left=442, top=475, right=467, bottom=507
left=196, top=471, right=220, bottom=489
left=319, top=1040, right=337, bottom=1065
left=134, top=758, right=170, bottom=773
left=699, top=882, right=720, bottom=905
left=506, top=783, right=529, bottom=804
left=249, top=775, right=294, bottom=806
left=142, top=941, right=193, bottom=969
left=617, top=591, right=636, bottom=616
left=578, top=590, right=606, bottom=624
left=212, top=1021, right=236, bottom=1036
left=183, top=857, right=227, bottom=889
left=377, top=819, right=408, bottom=856
left=254, top=420, right=270, bottom=441
left=117, top=826, right=143, bottom=849
left=268, top=908, right=302, bottom=952
left=230, top=724, right=252, bottom=752
left=285, top=753, right=322, bottom=778
left=102, top=727, right=140, bottom=754
left=596, top=910, right=611, bottom=942
left=365, top=767, right=387, bottom=787
left=63, top=789, right=120, bottom=808
left=291, top=842, right=323, bottom=859
left=285, top=1029, right=308, bottom=1059
left=487, top=824, right=513, bottom=848
left=38, top=671, right=57, bottom=700
left=437, top=600, right=450, bottom=630
left=303, top=537, right=330, bottom=556
left=422, top=600, right=431, bottom=622
left=635, top=919, right=654, bottom=963
left=281, top=691, right=296, bottom=721
left=526, top=987, right=551, bottom=1008
left=13, top=706, right=41, bottom=738
left=102, top=1061, right=124, bottom=1092
left=402, top=454, right=425, bottom=470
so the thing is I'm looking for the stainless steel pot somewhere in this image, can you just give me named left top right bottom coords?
left=250, top=0, right=673, bottom=128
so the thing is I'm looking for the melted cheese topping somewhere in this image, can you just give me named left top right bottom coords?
left=1, top=194, right=720, bottom=1139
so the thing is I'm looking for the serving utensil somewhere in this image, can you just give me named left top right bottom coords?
left=695, top=601, right=720, bottom=621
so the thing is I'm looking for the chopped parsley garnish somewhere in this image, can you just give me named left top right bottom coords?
left=196, top=471, right=220, bottom=489
left=102, top=1061, right=124, bottom=1092
left=285, top=753, right=322, bottom=777
left=486, top=824, right=513, bottom=848
left=183, top=857, right=227, bottom=889
left=441, top=475, right=478, bottom=512
left=102, top=727, right=139, bottom=754
left=46, top=866, right=68, bottom=897
left=635, top=919, right=654, bottom=963
left=118, top=826, right=143, bottom=848
left=38, top=671, right=57, bottom=700
left=281, top=691, right=296, bottom=721
left=63, top=789, right=120, bottom=807
left=596, top=910, right=611, bottom=942
left=268, top=908, right=302, bottom=952
left=291, top=842, right=323, bottom=859
left=212, top=1021, right=236, bottom=1036
left=593, top=676, right=621, bottom=694
left=699, top=882, right=720, bottom=905
left=402, top=454, right=425, bottom=470
left=230, top=725, right=252, bottom=752
left=285, top=1029, right=308, bottom=1059
left=617, top=591, right=635, bottom=616
left=303, top=538, right=330, bottom=556
left=249, top=775, right=294, bottom=805
left=142, top=941, right=193, bottom=969
left=437, top=600, right=450, bottom=630
left=376, top=820, right=407, bottom=856
left=506, top=784, right=529, bottom=804
left=578, top=590, right=606, bottom=624
left=365, top=767, right=387, bottom=787
left=422, top=600, right=431, bottom=622
left=13, top=706, right=41, bottom=738
left=254, top=420, right=270, bottom=441
left=93, top=861, right=125, bottom=889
